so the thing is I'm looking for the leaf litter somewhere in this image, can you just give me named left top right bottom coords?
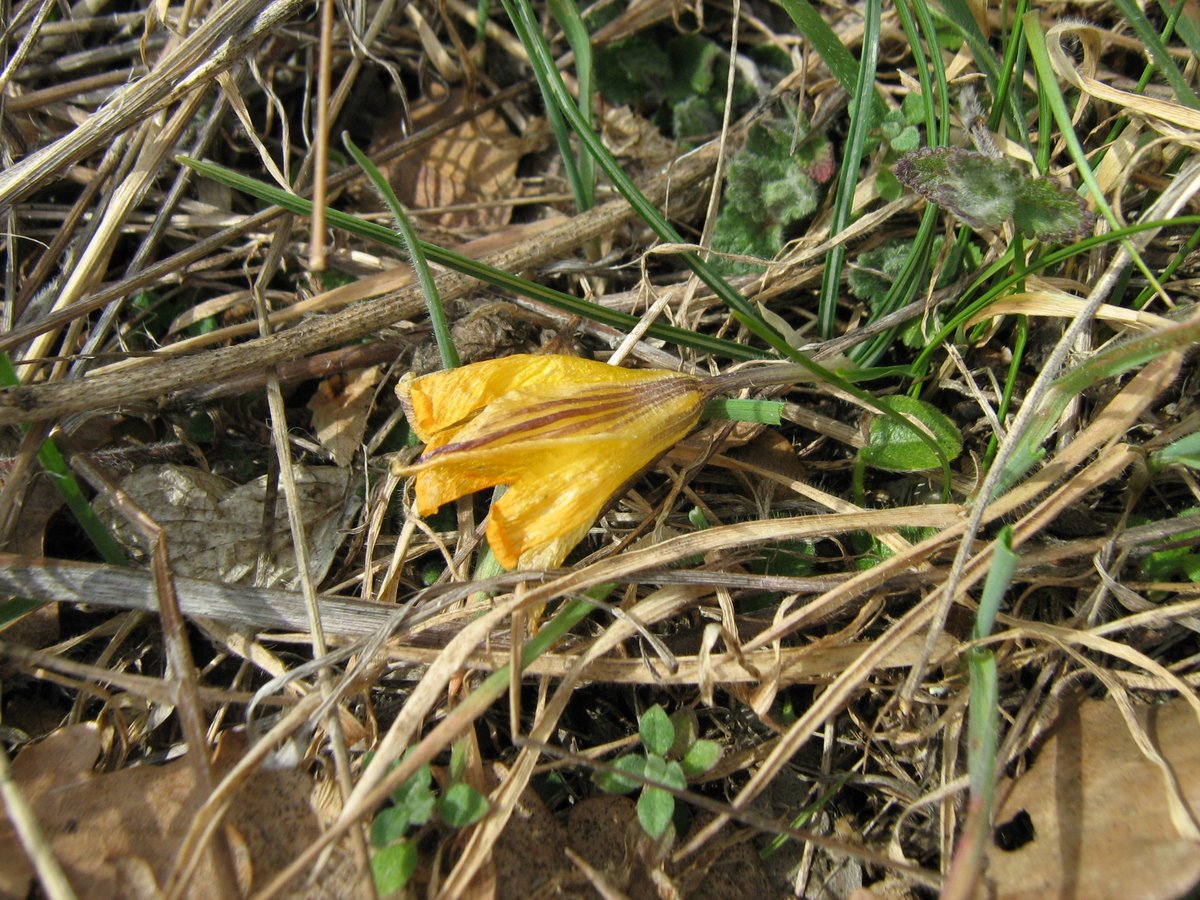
left=0, top=0, right=1198, bottom=897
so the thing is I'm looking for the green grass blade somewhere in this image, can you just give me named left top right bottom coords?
left=773, top=0, right=885, bottom=117
left=936, top=0, right=1029, bottom=146
left=501, top=0, right=803, bottom=360
left=179, top=156, right=767, bottom=361
left=816, top=0, right=880, bottom=338
left=548, top=0, right=595, bottom=210
left=1023, top=13, right=1169, bottom=299
left=1109, top=0, right=1200, bottom=109
left=501, top=0, right=954, bottom=490
left=342, top=136, right=460, bottom=370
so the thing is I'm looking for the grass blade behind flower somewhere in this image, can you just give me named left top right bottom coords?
left=342, top=135, right=460, bottom=370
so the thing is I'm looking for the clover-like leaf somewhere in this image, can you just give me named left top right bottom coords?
left=594, top=753, right=646, bottom=794
left=895, top=147, right=1093, bottom=241
left=680, top=739, right=722, bottom=777
left=639, top=704, right=675, bottom=758
left=437, top=782, right=490, bottom=828
left=371, top=840, right=419, bottom=894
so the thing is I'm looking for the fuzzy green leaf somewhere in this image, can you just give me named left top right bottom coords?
left=639, top=704, right=675, bottom=757
left=437, top=782, right=490, bottom=828
left=595, top=754, right=646, bottom=794
left=680, top=739, right=722, bottom=777
left=859, top=395, right=963, bottom=472
left=1012, top=175, right=1095, bottom=242
left=711, top=117, right=826, bottom=274
left=637, top=786, right=675, bottom=840
left=667, top=708, right=700, bottom=759
left=895, top=147, right=1018, bottom=230
left=636, top=756, right=686, bottom=839
left=371, top=841, right=419, bottom=894
left=895, top=147, right=1094, bottom=241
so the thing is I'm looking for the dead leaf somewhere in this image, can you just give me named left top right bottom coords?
left=0, top=725, right=364, bottom=899
left=390, top=87, right=546, bottom=232
left=986, top=696, right=1200, bottom=899
left=93, top=464, right=358, bottom=589
left=601, top=105, right=676, bottom=167
left=307, top=365, right=381, bottom=467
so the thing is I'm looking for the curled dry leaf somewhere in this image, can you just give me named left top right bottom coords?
left=307, top=364, right=382, bottom=467
left=93, top=464, right=358, bottom=588
left=387, top=86, right=547, bottom=232
left=987, top=696, right=1200, bottom=899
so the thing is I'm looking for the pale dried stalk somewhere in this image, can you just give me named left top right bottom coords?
left=0, top=141, right=721, bottom=424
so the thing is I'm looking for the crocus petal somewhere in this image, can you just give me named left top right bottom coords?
left=393, top=356, right=707, bottom=569
left=399, top=354, right=668, bottom=442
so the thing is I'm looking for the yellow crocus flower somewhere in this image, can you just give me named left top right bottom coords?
left=392, top=354, right=709, bottom=570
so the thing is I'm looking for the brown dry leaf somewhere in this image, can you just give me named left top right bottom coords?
left=393, top=87, right=546, bottom=232
left=306, top=365, right=381, bottom=467
left=601, top=105, right=676, bottom=167
left=986, top=696, right=1200, bottom=899
left=93, top=464, right=357, bottom=589
left=0, top=724, right=352, bottom=898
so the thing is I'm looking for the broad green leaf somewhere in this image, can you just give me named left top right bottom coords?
left=370, top=806, right=412, bottom=848
left=1013, top=176, right=1095, bottom=242
left=895, top=147, right=1093, bottom=241
left=1150, top=432, right=1200, bottom=471
left=680, top=739, right=722, bottom=777
left=390, top=765, right=436, bottom=827
left=667, top=709, right=700, bottom=760
left=859, top=395, right=962, bottom=473
left=437, top=783, right=490, bottom=828
left=637, top=786, right=675, bottom=840
left=895, top=147, right=1018, bottom=230
left=639, top=705, right=675, bottom=757
left=636, top=756, right=686, bottom=840
left=594, top=754, right=646, bottom=794
left=371, top=840, right=419, bottom=894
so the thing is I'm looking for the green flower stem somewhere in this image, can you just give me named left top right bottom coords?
left=342, top=136, right=459, bottom=370
left=179, top=156, right=765, bottom=362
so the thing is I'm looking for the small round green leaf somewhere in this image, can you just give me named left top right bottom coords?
left=637, top=786, right=675, bottom=840
left=371, top=840, right=419, bottom=895
left=668, top=708, right=700, bottom=760
left=437, top=782, right=490, bottom=828
left=391, top=766, right=436, bottom=827
left=370, top=805, right=412, bottom=848
left=594, top=754, right=646, bottom=794
left=639, top=705, right=675, bottom=757
left=680, top=739, right=722, bottom=777
left=859, top=395, right=962, bottom=473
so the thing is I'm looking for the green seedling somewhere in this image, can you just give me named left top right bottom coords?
left=1138, top=508, right=1200, bottom=584
left=593, top=704, right=721, bottom=842
left=710, top=115, right=834, bottom=275
left=368, top=742, right=490, bottom=895
left=596, top=31, right=761, bottom=143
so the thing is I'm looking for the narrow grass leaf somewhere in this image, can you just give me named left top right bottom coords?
left=180, top=156, right=766, bottom=362
left=343, top=135, right=459, bottom=370
left=816, top=0, right=880, bottom=337
left=1109, top=0, right=1200, bottom=109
